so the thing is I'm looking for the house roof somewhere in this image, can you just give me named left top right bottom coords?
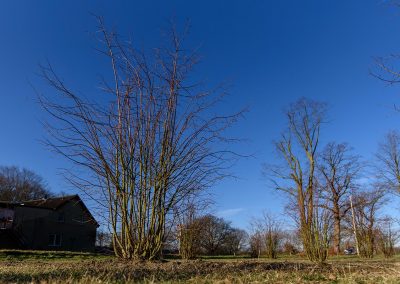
left=0, top=195, right=99, bottom=227
left=20, top=195, right=78, bottom=210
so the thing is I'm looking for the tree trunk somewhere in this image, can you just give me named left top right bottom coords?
left=333, top=204, right=341, bottom=255
left=350, top=195, right=360, bottom=256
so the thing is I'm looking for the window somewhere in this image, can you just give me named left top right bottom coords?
left=0, top=217, right=12, bottom=229
left=0, top=209, right=14, bottom=229
left=57, top=213, right=65, bottom=223
left=48, top=234, right=62, bottom=247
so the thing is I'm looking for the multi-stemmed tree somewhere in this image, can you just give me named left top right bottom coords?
left=268, top=98, right=330, bottom=262
left=39, top=18, right=242, bottom=260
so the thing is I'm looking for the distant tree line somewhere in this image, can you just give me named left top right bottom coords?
left=176, top=214, right=248, bottom=258
left=0, top=166, right=52, bottom=202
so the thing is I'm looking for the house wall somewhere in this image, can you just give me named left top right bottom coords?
left=0, top=230, right=20, bottom=249
left=13, top=202, right=97, bottom=252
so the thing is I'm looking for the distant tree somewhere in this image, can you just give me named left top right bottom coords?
left=349, top=189, right=385, bottom=258
left=96, top=230, right=112, bottom=247
left=197, top=214, right=233, bottom=255
left=0, top=166, right=52, bottom=202
left=174, top=210, right=247, bottom=257
left=251, top=213, right=282, bottom=259
left=223, top=228, right=248, bottom=256
left=249, top=231, right=264, bottom=258
left=263, top=214, right=282, bottom=259
left=282, top=241, right=298, bottom=255
left=281, top=230, right=302, bottom=255
left=318, top=142, right=361, bottom=254
left=376, top=216, right=398, bottom=258
left=175, top=202, right=203, bottom=259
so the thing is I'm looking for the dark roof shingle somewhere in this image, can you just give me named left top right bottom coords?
left=20, top=195, right=78, bottom=210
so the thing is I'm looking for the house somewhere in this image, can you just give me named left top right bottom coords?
left=0, top=195, right=98, bottom=252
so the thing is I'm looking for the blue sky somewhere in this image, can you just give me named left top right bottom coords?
left=1, top=0, right=400, bottom=229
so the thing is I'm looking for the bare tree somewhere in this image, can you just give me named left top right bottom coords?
left=376, top=131, right=400, bottom=195
left=96, top=230, right=112, bottom=247
left=376, top=216, right=399, bottom=258
left=267, top=98, right=329, bottom=262
left=372, top=41, right=400, bottom=191
left=282, top=241, right=298, bottom=255
left=0, top=166, right=52, bottom=202
left=318, top=142, right=361, bottom=254
left=175, top=201, right=202, bottom=259
left=264, top=219, right=281, bottom=258
left=39, top=18, right=242, bottom=260
left=281, top=229, right=301, bottom=255
left=197, top=214, right=233, bottom=255
left=177, top=212, right=246, bottom=257
left=349, top=189, right=385, bottom=258
left=249, top=231, right=264, bottom=258
left=251, top=213, right=282, bottom=259
left=224, top=228, right=248, bottom=256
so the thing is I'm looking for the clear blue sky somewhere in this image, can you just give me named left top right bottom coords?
left=1, top=0, right=400, bottom=229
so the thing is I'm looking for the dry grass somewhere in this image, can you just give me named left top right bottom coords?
left=0, top=251, right=399, bottom=283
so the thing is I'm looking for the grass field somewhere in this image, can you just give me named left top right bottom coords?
left=0, top=250, right=399, bottom=283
